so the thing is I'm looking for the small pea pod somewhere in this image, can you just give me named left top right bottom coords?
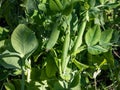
left=46, top=23, right=60, bottom=50
left=73, top=20, right=87, bottom=52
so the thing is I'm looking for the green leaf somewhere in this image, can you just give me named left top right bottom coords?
left=106, top=3, right=120, bottom=9
left=70, top=72, right=80, bottom=88
left=11, top=24, right=38, bottom=58
left=24, top=0, right=37, bottom=16
left=85, top=25, right=101, bottom=46
left=4, top=82, right=15, bottom=90
left=100, top=29, right=113, bottom=45
left=88, top=45, right=108, bottom=55
left=62, top=2, right=73, bottom=15
left=46, top=54, right=58, bottom=78
left=70, top=81, right=81, bottom=90
left=103, top=51, right=114, bottom=67
left=30, top=68, right=41, bottom=81
left=0, top=50, right=21, bottom=69
left=0, top=68, right=9, bottom=81
left=53, top=80, right=66, bottom=90
left=11, top=79, right=21, bottom=90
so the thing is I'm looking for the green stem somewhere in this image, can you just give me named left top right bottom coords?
left=21, top=59, right=25, bottom=90
left=94, top=78, right=97, bottom=90
left=73, top=20, right=87, bottom=52
left=27, top=59, right=31, bottom=83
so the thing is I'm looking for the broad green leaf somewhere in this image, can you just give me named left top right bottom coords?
left=72, top=59, right=89, bottom=72
left=26, top=81, right=48, bottom=90
left=106, top=3, right=120, bottom=9
left=85, top=25, right=101, bottom=46
left=70, top=72, right=80, bottom=88
left=53, top=80, right=66, bottom=90
left=100, top=29, right=113, bottom=45
left=11, top=24, right=38, bottom=58
left=30, top=68, right=41, bottom=81
left=0, top=68, right=9, bottom=81
left=11, top=79, right=21, bottom=90
left=4, top=82, right=15, bottom=90
left=70, top=81, right=81, bottom=90
left=103, top=51, right=114, bottom=67
left=62, top=2, right=73, bottom=15
left=26, top=81, right=40, bottom=90
left=1, top=57, right=20, bottom=69
left=0, top=0, right=19, bottom=27
left=88, top=45, right=108, bottom=55
left=0, top=50, right=21, bottom=69
left=24, top=0, right=37, bottom=16
left=87, top=53, right=104, bottom=66
left=46, top=55, right=58, bottom=78
left=111, top=30, right=120, bottom=44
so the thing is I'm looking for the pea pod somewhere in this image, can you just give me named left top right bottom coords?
left=46, top=23, right=60, bottom=50
left=73, top=20, right=87, bottom=52
left=54, top=0, right=64, bottom=10
left=49, top=0, right=63, bottom=12
left=61, top=26, right=70, bottom=73
left=61, top=15, right=71, bottom=74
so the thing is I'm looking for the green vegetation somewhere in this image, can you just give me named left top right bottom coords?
left=0, top=0, right=120, bottom=90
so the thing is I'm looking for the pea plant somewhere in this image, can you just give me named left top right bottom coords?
left=0, top=0, right=120, bottom=90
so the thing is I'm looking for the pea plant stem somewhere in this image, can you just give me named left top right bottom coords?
left=21, top=59, right=25, bottom=90
left=94, top=78, right=97, bottom=90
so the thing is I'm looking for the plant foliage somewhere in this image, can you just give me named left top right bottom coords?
left=0, top=0, right=120, bottom=90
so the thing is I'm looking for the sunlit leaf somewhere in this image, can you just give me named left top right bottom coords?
left=0, top=50, right=21, bottom=69
left=24, top=0, right=37, bottom=16
left=85, top=25, right=101, bottom=46
left=100, top=29, right=113, bottom=45
left=103, top=51, right=114, bottom=67
left=88, top=45, right=108, bottom=55
left=11, top=24, right=38, bottom=58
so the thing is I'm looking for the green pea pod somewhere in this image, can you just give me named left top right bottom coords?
left=61, top=26, right=70, bottom=73
left=46, top=24, right=60, bottom=50
left=73, top=20, right=87, bottom=52
left=49, top=0, right=63, bottom=12
left=54, top=0, right=64, bottom=10
left=61, top=15, right=71, bottom=74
